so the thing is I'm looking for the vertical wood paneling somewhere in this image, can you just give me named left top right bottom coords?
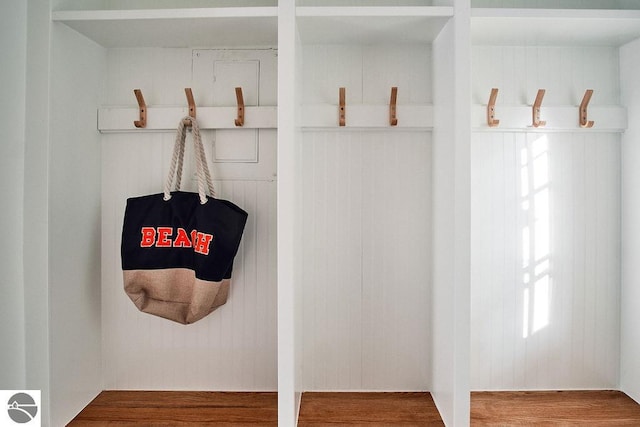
left=300, top=43, right=432, bottom=391
left=472, top=46, right=619, bottom=108
left=471, top=45, right=621, bottom=391
left=300, top=131, right=431, bottom=391
left=471, top=131, right=621, bottom=390
left=363, top=45, right=432, bottom=104
left=302, top=44, right=431, bottom=105
left=101, top=48, right=277, bottom=391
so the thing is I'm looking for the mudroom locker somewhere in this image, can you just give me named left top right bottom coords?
left=2, top=0, right=640, bottom=425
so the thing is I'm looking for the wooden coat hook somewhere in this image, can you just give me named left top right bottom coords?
left=580, top=89, right=594, bottom=128
left=389, top=87, right=398, bottom=126
left=487, top=88, right=499, bottom=128
left=532, top=89, right=546, bottom=128
left=339, top=87, right=346, bottom=127
left=235, top=87, right=245, bottom=127
left=183, top=88, right=196, bottom=126
left=133, top=89, right=147, bottom=128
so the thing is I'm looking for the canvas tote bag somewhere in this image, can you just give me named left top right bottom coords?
left=121, top=116, right=248, bottom=324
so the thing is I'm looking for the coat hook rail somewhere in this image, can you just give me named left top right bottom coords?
left=183, top=88, right=196, bottom=126
left=532, top=89, right=546, bottom=128
left=235, top=87, right=245, bottom=127
left=339, top=87, right=346, bottom=127
left=580, top=89, right=594, bottom=128
left=133, top=89, right=147, bottom=128
left=487, top=88, right=499, bottom=128
left=389, top=87, right=398, bottom=126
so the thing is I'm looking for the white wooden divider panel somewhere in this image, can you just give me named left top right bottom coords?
left=300, top=131, right=432, bottom=391
left=49, top=22, right=105, bottom=426
left=620, top=37, right=640, bottom=406
left=0, top=0, right=27, bottom=391
left=470, top=132, right=620, bottom=390
left=101, top=48, right=277, bottom=391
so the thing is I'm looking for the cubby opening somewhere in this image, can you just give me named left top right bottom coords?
left=49, top=2, right=279, bottom=425
left=469, top=1, right=640, bottom=421
left=100, top=47, right=278, bottom=392
left=291, top=4, right=457, bottom=423
left=297, top=44, right=433, bottom=391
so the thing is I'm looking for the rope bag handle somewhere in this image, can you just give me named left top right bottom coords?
left=163, top=116, right=215, bottom=204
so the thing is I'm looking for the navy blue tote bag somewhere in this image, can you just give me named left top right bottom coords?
left=121, top=117, right=247, bottom=324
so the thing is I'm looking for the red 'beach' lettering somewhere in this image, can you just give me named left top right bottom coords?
left=194, top=232, right=213, bottom=256
left=139, top=227, right=213, bottom=255
left=140, top=227, right=156, bottom=247
left=173, top=228, right=193, bottom=248
left=156, top=227, right=173, bottom=247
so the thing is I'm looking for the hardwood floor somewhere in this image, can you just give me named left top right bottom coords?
left=471, top=390, right=640, bottom=426
left=67, top=391, right=278, bottom=426
left=297, top=392, right=445, bottom=426
left=67, top=389, right=640, bottom=425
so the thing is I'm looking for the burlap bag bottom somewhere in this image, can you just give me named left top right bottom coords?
left=124, top=268, right=230, bottom=325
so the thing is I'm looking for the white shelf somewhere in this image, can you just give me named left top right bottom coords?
left=98, top=106, right=277, bottom=132
left=301, top=104, right=433, bottom=129
left=472, top=104, right=627, bottom=132
left=52, top=8, right=278, bottom=48
left=471, top=8, right=640, bottom=46
left=298, top=0, right=435, bottom=5
left=296, top=6, right=453, bottom=44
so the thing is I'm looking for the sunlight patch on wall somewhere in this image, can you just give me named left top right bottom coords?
left=522, top=135, right=551, bottom=338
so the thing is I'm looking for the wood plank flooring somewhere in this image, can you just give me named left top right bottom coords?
left=67, top=390, right=640, bottom=425
left=67, top=391, right=278, bottom=426
left=471, top=391, right=640, bottom=426
left=297, top=392, right=445, bottom=426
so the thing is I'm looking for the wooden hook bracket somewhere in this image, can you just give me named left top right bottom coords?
left=532, top=89, right=546, bottom=128
left=133, top=89, right=147, bottom=128
left=339, top=87, right=346, bottom=127
left=183, top=88, right=196, bottom=126
left=487, top=88, right=500, bottom=128
left=235, top=87, right=245, bottom=127
left=580, top=89, right=594, bottom=128
left=389, top=87, right=398, bottom=126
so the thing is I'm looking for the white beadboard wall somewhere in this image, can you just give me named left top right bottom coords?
left=302, top=44, right=432, bottom=106
left=300, top=131, right=432, bottom=391
left=471, top=46, right=619, bottom=107
left=470, top=46, right=621, bottom=390
left=299, top=44, right=432, bottom=391
left=101, top=48, right=277, bottom=391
